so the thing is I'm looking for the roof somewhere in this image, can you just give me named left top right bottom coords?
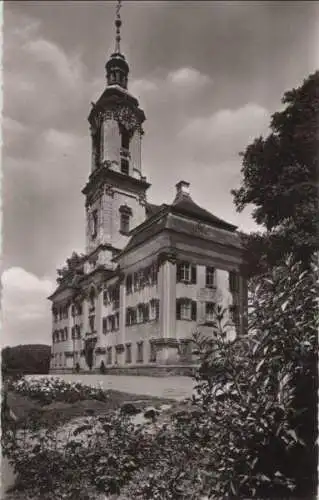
left=171, top=194, right=237, bottom=231
left=145, top=202, right=164, bottom=219
left=117, top=193, right=239, bottom=258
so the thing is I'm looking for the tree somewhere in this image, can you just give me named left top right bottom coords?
left=56, top=252, right=85, bottom=285
left=232, top=71, right=319, bottom=276
left=1, top=344, right=51, bottom=377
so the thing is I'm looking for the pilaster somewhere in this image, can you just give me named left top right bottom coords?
left=96, top=287, right=103, bottom=340
left=158, top=251, right=177, bottom=338
left=156, top=251, right=179, bottom=364
left=118, top=272, right=126, bottom=346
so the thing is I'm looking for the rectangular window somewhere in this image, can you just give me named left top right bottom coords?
left=206, top=267, right=215, bottom=288
left=176, top=300, right=197, bottom=321
left=138, top=270, right=144, bottom=289
left=137, top=304, right=144, bottom=324
left=181, top=301, right=191, bottom=320
left=107, top=347, right=112, bottom=365
left=115, top=312, right=119, bottom=330
left=150, top=300, right=156, bottom=320
left=149, top=342, right=156, bottom=363
left=150, top=263, right=157, bottom=285
left=149, top=299, right=159, bottom=321
left=126, top=274, right=132, bottom=295
left=125, top=344, right=132, bottom=364
left=229, top=271, right=239, bottom=293
left=177, top=262, right=197, bottom=284
left=102, top=317, right=107, bottom=334
left=137, top=342, right=144, bottom=363
left=89, top=315, right=95, bottom=332
left=121, top=157, right=129, bottom=175
left=205, top=302, right=215, bottom=322
left=76, top=325, right=81, bottom=339
left=180, top=263, right=190, bottom=282
left=126, top=308, right=136, bottom=326
left=120, top=213, right=130, bottom=234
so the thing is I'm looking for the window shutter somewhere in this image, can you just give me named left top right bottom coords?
left=176, top=263, right=182, bottom=282
left=155, top=300, right=160, bottom=320
left=191, top=265, right=197, bottom=284
left=176, top=300, right=181, bottom=320
left=191, top=301, right=197, bottom=321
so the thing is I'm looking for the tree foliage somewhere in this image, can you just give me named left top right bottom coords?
left=2, top=344, right=51, bottom=378
left=191, top=255, right=318, bottom=498
left=56, top=252, right=85, bottom=285
left=232, top=71, right=319, bottom=276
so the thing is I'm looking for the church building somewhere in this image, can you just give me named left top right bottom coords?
left=49, top=5, right=247, bottom=374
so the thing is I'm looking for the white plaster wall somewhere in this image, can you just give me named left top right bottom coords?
left=130, top=129, right=142, bottom=176
left=103, top=119, right=121, bottom=164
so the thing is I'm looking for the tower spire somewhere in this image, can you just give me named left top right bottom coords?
left=105, top=0, right=129, bottom=89
left=115, top=0, right=122, bottom=54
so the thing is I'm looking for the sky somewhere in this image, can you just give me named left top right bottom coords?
left=2, top=0, right=318, bottom=347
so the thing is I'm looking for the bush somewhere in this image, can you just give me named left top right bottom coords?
left=189, top=255, right=318, bottom=498
left=9, top=377, right=109, bottom=405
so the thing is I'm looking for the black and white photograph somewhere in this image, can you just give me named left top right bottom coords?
left=1, top=1, right=318, bottom=499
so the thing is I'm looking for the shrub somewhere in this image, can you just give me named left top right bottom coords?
left=9, top=377, right=108, bottom=405
left=190, top=255, right=318, bottom=498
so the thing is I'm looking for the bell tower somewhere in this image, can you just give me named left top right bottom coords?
left=82, top=0, right=150, bottom=268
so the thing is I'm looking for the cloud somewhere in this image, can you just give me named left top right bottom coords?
left=4, top=8, right=87, bottom=127
left=130, top=78, right=158, bottom=98
left=23, top=38, right=84, bottom=90
left=1, top=268, right=54, bottom=347
left=178, top=103, right=270, bottom=163
left=167, top=67, right=211, bottom=88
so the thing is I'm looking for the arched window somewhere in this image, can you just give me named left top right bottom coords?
left=120, top=213, right=130, bottom=234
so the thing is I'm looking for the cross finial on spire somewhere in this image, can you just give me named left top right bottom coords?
left=115, top=0, right=122, bottom=53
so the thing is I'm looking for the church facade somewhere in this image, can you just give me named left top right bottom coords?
left=49, top=10, right=247, bottom=374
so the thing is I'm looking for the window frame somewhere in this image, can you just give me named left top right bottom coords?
left=206, top=267, right=216, bottom=288
left=180, top=300, right=192, bottom=320
left=205, top=302, right=215, bottom=322
left=125, top=343, right=132, bottom=364
left=180, top=263, right=191, bottom=283
left=136, top=341, right=144, bottom=363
